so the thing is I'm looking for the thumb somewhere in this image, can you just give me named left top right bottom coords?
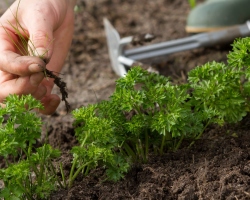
left=23, top=3, right=55, bottom=64
left=28, top=30, right=54, bottom=64
left=16, top=0, right=56, bottom=63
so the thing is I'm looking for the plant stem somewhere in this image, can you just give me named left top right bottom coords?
left=69, top=131, right=90, bottom=187
left=189, top=120, right=211, bottom=148
left=138, top=139, right=146, bottom=163
left=37, top=162, right=45, bottom=186
left=160, top=130, right=172, bottom=155
left=174, top=134, right=184, bottom=151
left=17, top=180, right=33, bottom=200
left=69, top=161, right=93, bottom=188
left=145, top=131, right=149, bottom=162
left=69, top=156, right=78, bottom=187
left=59, top=162, right=66, bottom=188
left=123, top=142, right=137, bottom=161
left=22, top=148, right=29, bottom=159
left=28, top=141, right=32, bottom=157
left=37, top=145, right=47, bottom=186
left=160, top=134, right=166, bottom=155
left=80, top=132, right=89, bottom=147
left=84, top=165, right=91, bottom=176
left=49, top=160, right=64, bottom=188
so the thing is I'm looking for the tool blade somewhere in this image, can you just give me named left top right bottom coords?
left=103, top=18, right=127, bottom=76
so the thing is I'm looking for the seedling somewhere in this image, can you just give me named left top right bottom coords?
left=70, top=37, right=250, bottom=184
left=1, top=0, right=70, bottom=112
left=0, top=94, right=61, bottom=199
left=1, top=1, right=250, bottom=196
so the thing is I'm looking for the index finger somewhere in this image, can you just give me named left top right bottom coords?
left=0, top=27, right=46, bottom=76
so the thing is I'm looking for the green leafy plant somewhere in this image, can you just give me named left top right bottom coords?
left=111, top=68, right=202, bottom=155
left=69, top=104, right=130, bottom=187
left=2, top=23, right=250, bottom=196
left=0, top=95, right=61, bottom=199
left=71, top=66, right=203, bottom=180
left=70, top=37, right=250, bottom=185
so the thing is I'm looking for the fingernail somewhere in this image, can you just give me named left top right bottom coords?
left=30, top=72, right=44, bottom=86
left=29, top=64, right=44, bottom=73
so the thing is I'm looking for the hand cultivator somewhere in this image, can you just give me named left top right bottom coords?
left=104, top=18, right=250, bottom=77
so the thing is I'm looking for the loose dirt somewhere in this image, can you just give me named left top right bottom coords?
left=2, top=0, right=250, bottom=199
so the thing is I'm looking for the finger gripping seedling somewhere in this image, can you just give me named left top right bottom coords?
left=1, top=0, right=70, bottom=112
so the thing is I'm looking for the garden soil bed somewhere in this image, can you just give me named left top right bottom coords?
left=3, top=0, right=250, bottom=199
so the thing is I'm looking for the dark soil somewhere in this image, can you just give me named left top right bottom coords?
left=46, top=0, right=250, bottom=199
left=3, top=0, right=250, bottom=199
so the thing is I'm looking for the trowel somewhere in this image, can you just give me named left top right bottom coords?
left=104, top=18, right=250, bottom=77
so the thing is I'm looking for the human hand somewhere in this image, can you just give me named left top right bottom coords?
left=0, top=0, right=76, bottom=114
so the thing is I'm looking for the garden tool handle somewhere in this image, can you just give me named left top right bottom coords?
left=124, top=21, right=250, bottom=61
left=200, top=21, right=250, bottom=47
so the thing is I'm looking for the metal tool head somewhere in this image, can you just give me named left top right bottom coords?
left=104, top=18, right=250, bottom=77
left=103, top=18, right=134, bottom=77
